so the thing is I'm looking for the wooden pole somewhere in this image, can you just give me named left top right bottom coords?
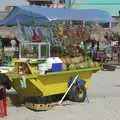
left=58, top=75, right=79, bottom=105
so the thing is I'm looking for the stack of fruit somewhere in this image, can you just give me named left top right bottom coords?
left=61, top=57, right=99, bottom=71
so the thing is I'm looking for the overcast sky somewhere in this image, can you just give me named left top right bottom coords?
left=1, top=0, right=120, bottom=10
left=0, top=0, right=120, bottom=15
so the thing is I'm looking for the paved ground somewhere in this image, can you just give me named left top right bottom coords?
left=2, top=68, right=120, bottom=120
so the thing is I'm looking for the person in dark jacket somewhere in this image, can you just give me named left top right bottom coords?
left=0, top=73, right=11, bottom=90
left=0, top=73, right=11, bottom=100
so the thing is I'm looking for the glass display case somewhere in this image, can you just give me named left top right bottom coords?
left=20, top=42, right=50, bottom=60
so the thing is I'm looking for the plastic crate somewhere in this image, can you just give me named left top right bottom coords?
left=0, top=88, right=7, bottom=117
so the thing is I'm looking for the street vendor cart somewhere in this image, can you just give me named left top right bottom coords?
left=7, top=60, right=99, bottom=110
left=0, top=6, right=112, bottom=110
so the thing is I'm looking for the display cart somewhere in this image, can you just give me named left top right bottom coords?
left=19, top=42, right=50, bottom=60
left=7, top=60, right=99, bottom=110
left=0, top=6, right=112, bottom=110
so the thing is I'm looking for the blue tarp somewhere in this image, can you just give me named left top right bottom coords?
left=1, top=6, right=112, bottom=25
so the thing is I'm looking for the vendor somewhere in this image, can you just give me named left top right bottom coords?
left=118, top=42, right=120, bottom=64
left=10, top=38, right=19, bottom=58
left=0, top=36, right=4, bottom=64
left=105, top=43, right=112, bottom=60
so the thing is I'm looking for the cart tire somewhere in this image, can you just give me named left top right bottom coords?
left=68, top=85, right=86, bottom=102
left=102, top=64, right=116, bottom=71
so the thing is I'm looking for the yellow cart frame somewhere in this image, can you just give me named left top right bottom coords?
left=8, top=61, right=100, bottom=97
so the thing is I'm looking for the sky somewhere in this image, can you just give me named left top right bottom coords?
left=77, top=0, right=120, bottom=3
left=73, top=0, right=120, bottom=16
left=0, top=0, right=120, bottom=16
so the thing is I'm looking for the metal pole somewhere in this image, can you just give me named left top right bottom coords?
left=109, top=21, right=112, bottom=29
left=58, top=75, right=79, bottom=105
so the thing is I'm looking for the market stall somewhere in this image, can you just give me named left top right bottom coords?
left=0, top=6, right=112, bottom=110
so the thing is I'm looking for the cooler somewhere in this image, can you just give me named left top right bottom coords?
left=52, top=63, right=63, bottom=72
left=46, top=57, right=63, bottom=72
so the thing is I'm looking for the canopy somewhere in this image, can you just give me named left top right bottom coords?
left=1, top=6, right=112, bottom=25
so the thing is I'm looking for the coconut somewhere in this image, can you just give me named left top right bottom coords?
left=62, top=64, right=67, bottom=70
left=90, top=61, right=94, bottom=68
left=80, top=62, right=88, bottom=68
left=61, top=57, right=66, bottom=64
left=75, top=64, right=80, bottom=69
left=87, top=60, right=94, bottom=68
left=78, top=63, right=84, bottom=68
left=79, top=55, right=84, bottom=63
left=71, top=57, right=78, bottom=64
left=69, top=64, right=76, bottom=70
left=65, top=57, right=72, bottom=65
left=74, top=57, right=80, bottom=64
left=71, top=58, right=75, bottom=64
left=93, top=62, right=99, bottom=67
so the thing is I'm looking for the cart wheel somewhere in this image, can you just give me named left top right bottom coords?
left=68, top=85, right=86, bottom=102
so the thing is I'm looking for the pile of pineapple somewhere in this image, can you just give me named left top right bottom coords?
left=61, top=56, right=99, bottom=71
left=53, top=44, right=99, bottom=71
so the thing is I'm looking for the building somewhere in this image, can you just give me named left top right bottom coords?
left=28, top=0, right=52, bottom=6
left=27, top=0, right=65, bottom=8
